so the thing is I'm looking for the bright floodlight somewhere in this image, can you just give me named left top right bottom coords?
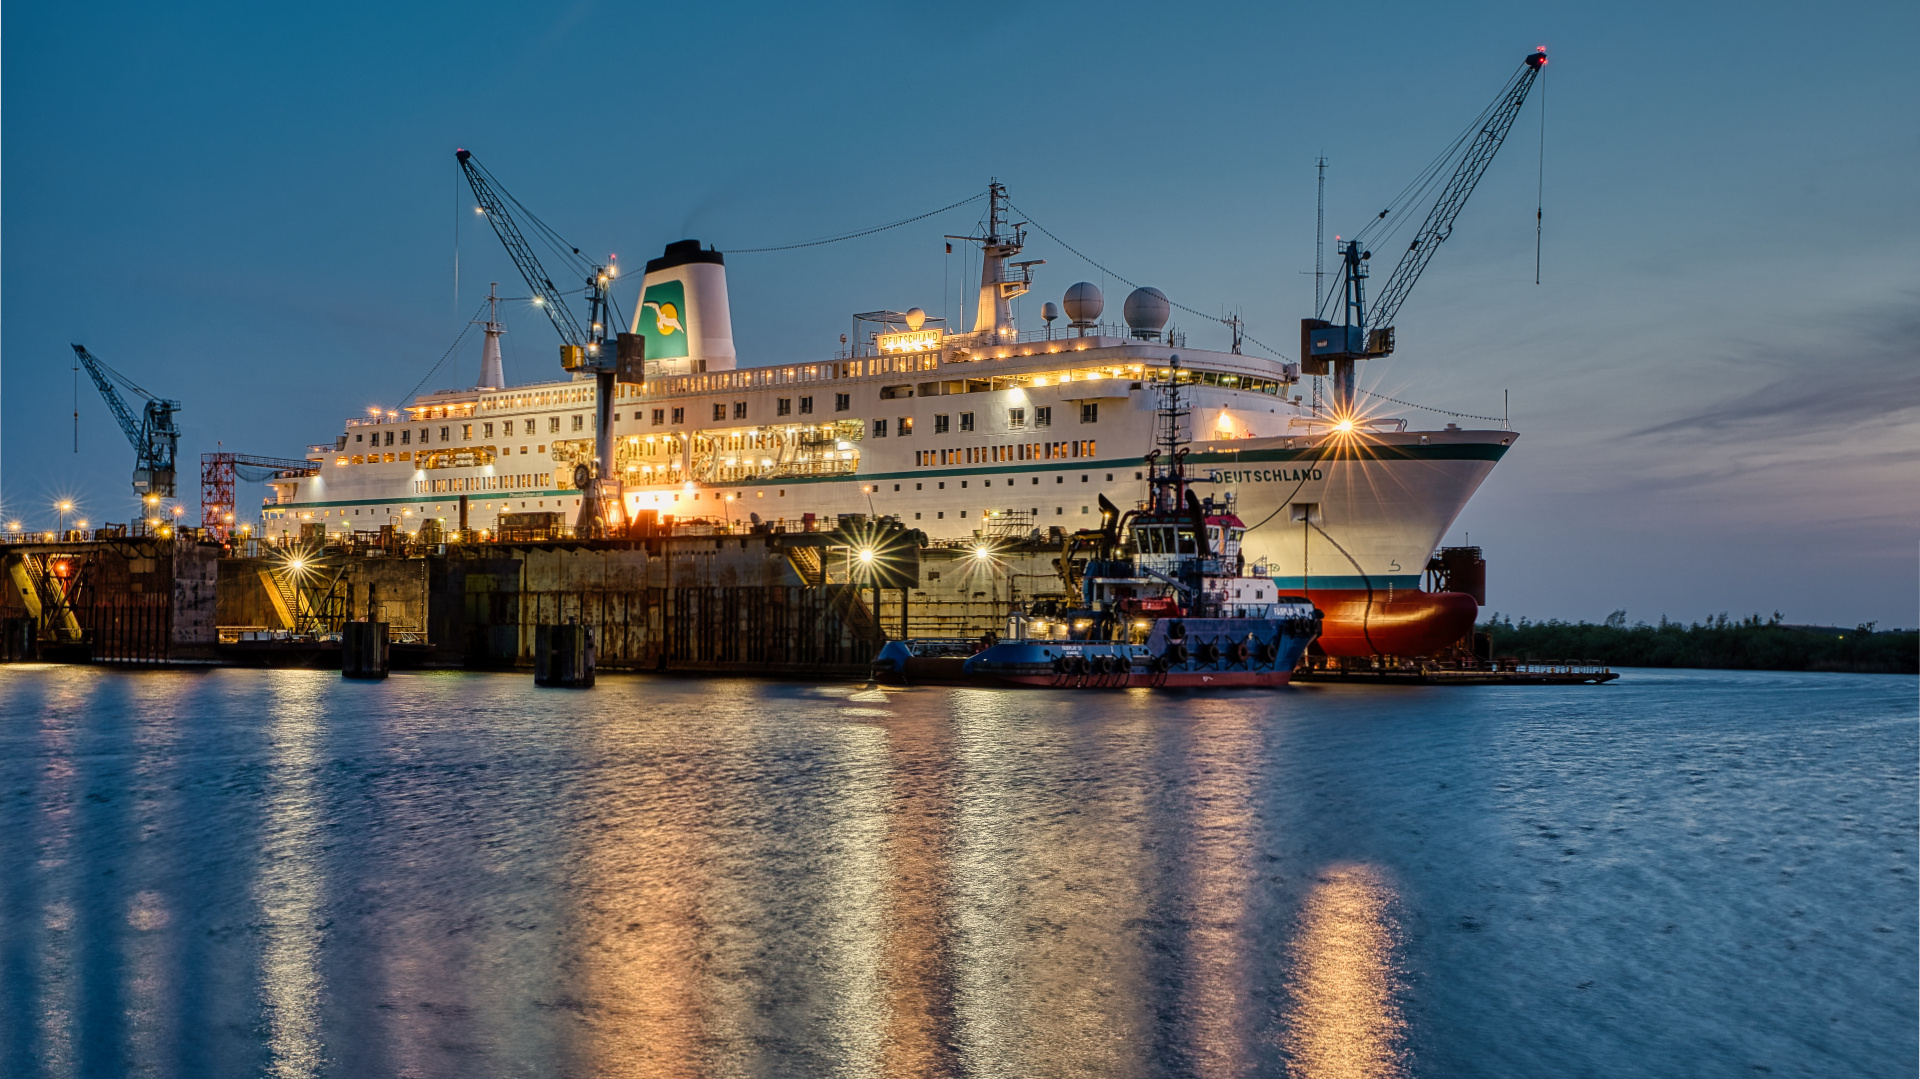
left=857, top=548, right=875, bottom=564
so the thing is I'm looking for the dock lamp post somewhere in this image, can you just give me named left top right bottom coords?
left=56, top=501, right=73, bottom=536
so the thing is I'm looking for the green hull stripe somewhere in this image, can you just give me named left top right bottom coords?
left=273, top=441, right=1509, bottom=509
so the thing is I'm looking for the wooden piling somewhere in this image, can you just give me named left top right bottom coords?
left=341, top=621, right=390, bottom=679
left=534, top=622, right=595, bottom=687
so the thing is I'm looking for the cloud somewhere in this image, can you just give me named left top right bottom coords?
left=1631, top=294, right=1920, bottom=439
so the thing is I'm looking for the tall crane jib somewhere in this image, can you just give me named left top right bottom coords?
left=70, top=344, right=182, bottom=499
left=1303, top=47, right=1547, bottom=409
left=454, top=148, right=638, bottom=537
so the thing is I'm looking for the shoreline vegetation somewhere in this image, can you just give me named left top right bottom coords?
left=1478, top=612, right=1918, bottom=675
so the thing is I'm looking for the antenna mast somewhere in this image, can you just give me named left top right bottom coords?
left=1315, top=156, right=1327, bottom=313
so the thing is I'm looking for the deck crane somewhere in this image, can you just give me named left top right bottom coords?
left=70, top=344, right=182, bottom=501
left=455, top=148, right=640, bottom=537
left=1304, top=47, right=1548, bottom=410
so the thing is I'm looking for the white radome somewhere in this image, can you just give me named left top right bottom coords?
left=1062, top=281, right=1104, bottom=325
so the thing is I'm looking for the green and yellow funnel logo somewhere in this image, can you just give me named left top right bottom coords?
left=637, top=280, right=690, bottom=359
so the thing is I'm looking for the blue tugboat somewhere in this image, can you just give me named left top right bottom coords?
left=877, top=355, right=1321, bottom=688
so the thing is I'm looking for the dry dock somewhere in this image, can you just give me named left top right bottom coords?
left=3, top=522, right=1612, bottom=685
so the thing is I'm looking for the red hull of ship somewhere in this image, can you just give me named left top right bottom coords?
left=1306, top=589, right=1479, bottom=658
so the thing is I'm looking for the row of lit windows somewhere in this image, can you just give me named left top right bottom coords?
left=915, top=440, right=1096, bottom=466
left=350, top=394, right=1103, bottom=462
left=345, top=415, right=583, bottom=456
left=414, top=474, right=551, bottom=494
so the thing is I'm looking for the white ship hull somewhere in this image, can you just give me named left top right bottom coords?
left=265, top=336, right=1509, bottom=656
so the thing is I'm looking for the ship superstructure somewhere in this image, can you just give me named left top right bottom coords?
left=264, top=183, right=1513, bottom=658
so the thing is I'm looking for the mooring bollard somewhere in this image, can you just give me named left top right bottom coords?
left=341, top=621, right=390, bottom=680
left=534, top=622, right=595, bottom=687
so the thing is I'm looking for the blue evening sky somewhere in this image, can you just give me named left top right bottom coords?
left=4, top=0, right=1915, bottom=627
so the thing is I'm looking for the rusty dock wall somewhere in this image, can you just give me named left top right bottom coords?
left=3, top=528, right=1081, bottom=675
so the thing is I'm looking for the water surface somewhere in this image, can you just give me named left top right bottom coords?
left=2, top=666, right=1913, bottom=1078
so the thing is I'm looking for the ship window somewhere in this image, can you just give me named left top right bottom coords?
left=873, top=419, right=888, bottom=437
left=777, top=398, right=791, bottom=416
left=898, top=417, right=913, bottom=436
left=1034, top=406, right=1051, bottom=427
left=525, top=420, right=536, bottom=434
left=572, top=415, right=585, bottom=431
left=1008, top=407, right=1026, bottom=428
left=652, top=408, right=665, bottom=425
left=354, top=433, right=363, bottom=442
left=1080, top=402, right=1098, bottom=424
left=1178, top=529, right=1197, bottom=554
left=461, top=424, right=472, bottom=440
left=835, top=393, right=850, bottom=412
left=483, top=423, right=494, bottom=438
left=960, top=412, right=974, bottom=432
left=713, top=404, right=726, bottom=421
left=440, top=426, right=449, bottom=441
left=915, top=483, right=922, bottom=490
left=799, top=396, right=814, bottom=414
left=671, top=408, right=684, bottom=424
left=934, top=414, right=950, bottom=434
left=549, top=417, right=560, bottom=433
left=733, top=402, right=747, bottom=419
left=400, top=430, right=410, bottom=444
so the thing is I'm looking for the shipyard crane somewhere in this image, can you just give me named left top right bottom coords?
left=70, top=344, right=182, bottom=500
left=455, top=148, right=638, bottom=536
left=1304, top=47, right=1548, bottom=409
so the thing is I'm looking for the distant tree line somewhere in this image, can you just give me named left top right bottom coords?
left=1478, top=611, right=1918, bottom=674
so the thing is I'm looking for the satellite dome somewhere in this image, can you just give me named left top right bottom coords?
left=1062, top=281, right=1104, bottom=326
left=1041, top=301, right=1060, bottom=323
left=1123, top=286, right=1170, bottom=340
left=905, top=307, right=926, bottom=331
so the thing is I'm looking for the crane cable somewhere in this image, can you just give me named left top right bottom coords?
left=1008, top=202, right=1294, bottom=361
left=728, top=192, right=987, bottom=253
left=394, top=297, right=494, bottom=408
left=1535, top=64, right=1547, bottom=285
left=1358, top=389, right=1504, bottom=424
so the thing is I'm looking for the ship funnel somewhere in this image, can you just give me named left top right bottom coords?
left=632, top=239, right=736, bottom=374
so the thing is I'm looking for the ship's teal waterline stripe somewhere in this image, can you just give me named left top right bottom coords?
left=274, top=441, right=1508, bottom=509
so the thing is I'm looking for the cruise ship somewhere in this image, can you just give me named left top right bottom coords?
left=263, top=184, right=1513, bottom=657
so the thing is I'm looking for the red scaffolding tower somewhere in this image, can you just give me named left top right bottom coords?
left=200, top=452, right=319, bottom=541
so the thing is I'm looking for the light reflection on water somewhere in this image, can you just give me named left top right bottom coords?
left=0, top=667, right=1914, bottom=1078
left=255, top=687, right=326, bottom=1079
left=1280, top=865, right=1405, bottom=1079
